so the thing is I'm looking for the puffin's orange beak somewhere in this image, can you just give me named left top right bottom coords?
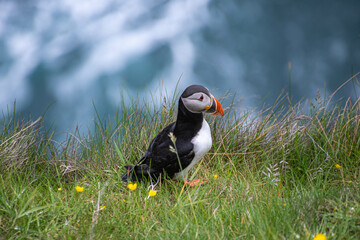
left=205, top=96, right=224, bottom=116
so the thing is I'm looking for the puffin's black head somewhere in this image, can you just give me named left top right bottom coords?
left=181, top=85, right=224, bottom=116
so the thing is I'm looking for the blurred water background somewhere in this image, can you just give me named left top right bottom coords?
left=0, top=0, right=359, bottom=137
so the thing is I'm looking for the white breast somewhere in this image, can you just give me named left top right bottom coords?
left=173, top=119, right=212, bottom=180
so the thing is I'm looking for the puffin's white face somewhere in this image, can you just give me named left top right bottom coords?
left=180, top=85, right=224, bottom=116
left=181, top=92, right=212, bottom=113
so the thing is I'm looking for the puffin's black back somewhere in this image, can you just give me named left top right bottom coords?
left=122, top=95, right=204, bottom=182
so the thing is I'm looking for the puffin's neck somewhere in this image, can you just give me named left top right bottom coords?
left=174, top=98, right=204, bottom=136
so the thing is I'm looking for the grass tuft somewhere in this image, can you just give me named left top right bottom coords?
left=1, top=77, right=360, bottom=239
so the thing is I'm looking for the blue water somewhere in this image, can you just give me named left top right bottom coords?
left=0, top=0, right=359, bottom=136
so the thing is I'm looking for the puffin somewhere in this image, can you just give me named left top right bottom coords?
left=122, top=85, right=224, bottom=185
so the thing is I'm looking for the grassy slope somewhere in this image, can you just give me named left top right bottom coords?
left=0, top=87, right=359, bottom=239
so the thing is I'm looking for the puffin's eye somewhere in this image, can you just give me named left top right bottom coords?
left=199, top=95, right=204, bottom=101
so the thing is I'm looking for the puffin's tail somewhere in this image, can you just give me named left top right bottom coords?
left=121, top=164, right=151, bottom=183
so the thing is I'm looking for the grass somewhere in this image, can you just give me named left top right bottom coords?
left=1, top=78, right=360, bottom=239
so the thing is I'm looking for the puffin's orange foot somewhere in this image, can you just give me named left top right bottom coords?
left=183, top=179, right=207, bottom=187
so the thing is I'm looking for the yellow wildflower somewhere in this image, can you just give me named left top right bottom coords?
left=149, top=190, right=157, bottom=197
left=283, top=203, right=286, bottom=206
left=313, top=233, right=326, bottom=240
left=335, top=164, right=341, bottom=169
left=213, top=174, right=218, bottom=180
left=127, top=183, right=137, bottom=191
left=58, top=188, right=62, bottom=191
left=348, top=180, right=352, bottom=184
left=122, top=199, right=126, bottom=202
left=100, top=206, right=106, bottom=210
left=75, top=186, right=84, bottom=193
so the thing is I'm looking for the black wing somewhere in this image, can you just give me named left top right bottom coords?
left=122, top=122, right=195, bottom=182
